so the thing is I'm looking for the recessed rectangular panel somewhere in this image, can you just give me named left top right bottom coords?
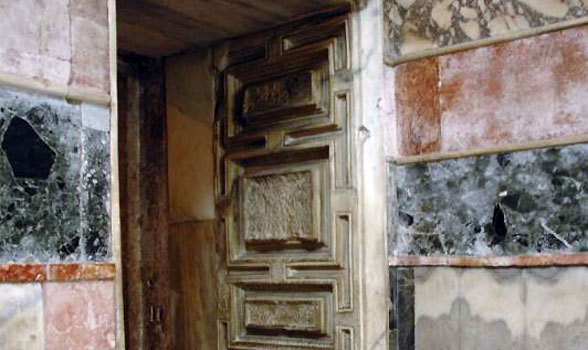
left=244, top=170, right=315, bottom=244
left=244, top=298, right=324, bottom=334
left=231, top=283, right=334, bottom=348
left=224, top=48, right=332, bottom=140
left=243, top=71, right=313, bottom=119
left=240, top=66, right=329, bottom=127
left=337, top=327, right=354, bottom=350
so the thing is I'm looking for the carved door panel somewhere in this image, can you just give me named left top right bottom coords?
left=216, top=10, right=357, bottom=350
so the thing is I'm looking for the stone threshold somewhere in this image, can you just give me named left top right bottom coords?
left=389, top=253, right=588, bottom=268
left=0, top=263, right=116, bottom=283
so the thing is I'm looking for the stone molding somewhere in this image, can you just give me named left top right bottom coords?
left=389, top=254, right=588, bottom=267
left=0, top=263, right=116, bottom=283
left=0, top=72, right=111, bottom=106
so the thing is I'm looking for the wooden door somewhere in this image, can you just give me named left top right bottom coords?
left=215, top=8, right=361, bottom=350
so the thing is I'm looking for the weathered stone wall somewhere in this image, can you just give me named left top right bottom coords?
left=0, top=1, right=115, bottom=349
left=384, top=1, right=588, bottom=349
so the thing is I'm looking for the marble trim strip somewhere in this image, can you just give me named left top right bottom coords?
left=0, top=263, right=115, bottom=283
left=385, top=17, right=588, bottom=67
left=0, top=72, right=111, bottom=106
left=389, top=253, right=588, bottom=267
left=388, top=134, right=588, bottom=165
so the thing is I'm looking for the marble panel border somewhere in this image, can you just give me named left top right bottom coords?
left=389, top=253, right=588, bottom=268
left=0, top=72, right=110, bottom=106
left=0, top=263, right=115, bottom=283
left=389, top=131, right=588, bottom=165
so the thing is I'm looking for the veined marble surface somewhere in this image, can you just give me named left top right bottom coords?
left=44, top=281, right=115, bottom=350
left=390, top=267, right=588, bottom=350
left=0, top=87, right=110, bottom=262
left=390, top=144, right=587, bottom=256
left=0, top=283, right=43, bottom=350
left=0, top=0, right=110, bottom=93
left=384, top=0, right=588, bottom=61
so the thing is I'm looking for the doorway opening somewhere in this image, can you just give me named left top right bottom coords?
left=116, top=2, right=351, bottom=349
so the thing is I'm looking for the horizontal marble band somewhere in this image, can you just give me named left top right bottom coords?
left=0, top=263, right=115, bottom=283
left=0, top=72, right=111, bottom=106
left=389, top=253, right=588, bottom=267
left=386, top=18, right=588, bottom=66
left=384, top=1, right=588, bottom=66
left=388, top=134, right=588, bottom=165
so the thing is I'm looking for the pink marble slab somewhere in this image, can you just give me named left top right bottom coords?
left=43, top=281, right=116, bottom=350
left=0, top=0, right=110, bottom=94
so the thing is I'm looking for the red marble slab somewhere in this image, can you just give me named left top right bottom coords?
left=43, top=281, right=116, bottom=350
left=49, top=263, right=116, bottom=281
left=394, top=57, right=441, bottom=156
left=0, top=263, right=115, bottom=283
left=0, top=264, right=47, bottom=283
left=439, top=26, right=588, bottom=152
left=389, top=253, right=588, bottom=268
left=389, top=26, right=588, bottom=157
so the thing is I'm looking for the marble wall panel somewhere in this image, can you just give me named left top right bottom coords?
left=525, top=268, right=588, bottom=349
left=384, top=0, right=588, bottom=61
left=0, top=0, right=109, bottom=93
left=0, top=283, right=44, bottom=350
left=70, top=10, right=110, bottom=93
left=43, top=281, right=116, bottom=350
left=390, top=144, right=587, bottom=256
left=0, top=87, right=110, bottom=262
left=389, top=269, right=416, bottom=350
left=439, top=26, right=588, bottom=152
left=0, top=0, right=71, bottom=85
left=81, top=128, right=111, bottom=261
left=388, top=26, right=588, bottom=156
left=389, top=267, right=588, bottom=350
left=394, top=58, right=441, bottom=155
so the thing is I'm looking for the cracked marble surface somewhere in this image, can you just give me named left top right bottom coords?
left=384, top=0, right=588, bottom=61
left=0, top=87, right=110, bottom=262
left=390, top=144, right=587, bottom=256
